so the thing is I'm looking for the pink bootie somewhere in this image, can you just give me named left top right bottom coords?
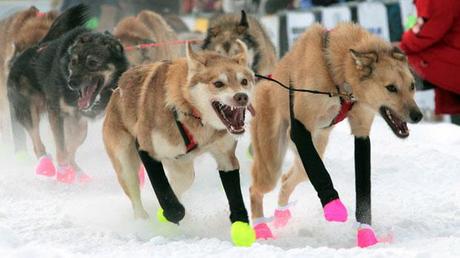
left=77, top=171, right=92, bottom=183
left=357, top=225, right=378, bottom=248
left=138, top=165, right=146, bottom=187
left=35, top=155, right=56, bottom=177
left=273, top=208, right=292, bottom=228
left=323, top=199, right=348, bottom=222
left=253, top=223, right=274, bottom=240
left=56, top=165, right=76, bottom=184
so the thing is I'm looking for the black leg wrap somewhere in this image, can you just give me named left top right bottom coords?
left=355, top=137, right=371, bottom=225
left=219, top=169, right=249, bottom=223
left=138, top=150, right=185, bottom=224
left=290, top=118, right=339, bottom=206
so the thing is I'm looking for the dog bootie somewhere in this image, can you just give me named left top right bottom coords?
left=56, top=165, right=76, bottom=184
left=323, top=199, right=348, bottom=222
left=231, top=221, right=256, bottom=247
left=273, top=208, right=292, bottom=228
left=77, top=171, right=92, bottom=183
left=357, top=224, right=378, bottom=248
left=35, top=155, right=56, bottom=177
left=253, top=222, right=274, bottom=240
left=138, top=165, right=146, bottom=187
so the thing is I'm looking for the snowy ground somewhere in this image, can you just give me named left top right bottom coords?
left=1, top=116, right=460, bottom=258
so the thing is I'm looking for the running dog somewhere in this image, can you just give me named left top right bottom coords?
left=7, top=4, right=128, bottom=183
left=249, top=23, right=423, bottom=247
left=0, top=6, right=57, bottom=151
left=103, top=41, right=256, bottom=246
left=113, top=10, right=182, bottom=65
left=202, top=10, right=277, bottom=75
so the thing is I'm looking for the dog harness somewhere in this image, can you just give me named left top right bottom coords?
left=173, top=109, right=198, bottom=154
left=323, top=30, right=355, bottom=126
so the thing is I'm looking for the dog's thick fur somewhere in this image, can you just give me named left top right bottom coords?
left=113, top=10, right=182, bottom=65
left=249, top=23, right=422, bottom=232
left=202, top=11, right=276, bottom=75
left=103, top=41, right=254, bottom=221
left=0, top=7, right=57, bottom=147
left=7, top=5, right=128, bottom=171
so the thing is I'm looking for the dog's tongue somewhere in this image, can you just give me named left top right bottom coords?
left=247, top=104, right=256, bottom=116
left=78, top=85, right=97, bottom=109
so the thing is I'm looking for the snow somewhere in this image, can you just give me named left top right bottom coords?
left=1, top=117, right=460, bottom=258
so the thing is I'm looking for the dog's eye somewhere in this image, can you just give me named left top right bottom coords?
left=214, top=81, right=225, bottom=88
left=410, top=82, right=415, bottom=91
left=385, top=84, right=398, bottom=93
left=86, top=58, right=99, bottom=69
left=241, top=79, right=248, bottom=86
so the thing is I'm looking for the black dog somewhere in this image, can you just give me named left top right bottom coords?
left=8, top=4, right=128, bottom=181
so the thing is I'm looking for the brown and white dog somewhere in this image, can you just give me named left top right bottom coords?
left=103, top=40, right=256, bottom=246
left=0, top=6, right=57, bottom=151
left=113, top=10, right=182, bottom=65
left=249, top=23, right=423, bottom=247
left=202, top=11, right=277, bottom=75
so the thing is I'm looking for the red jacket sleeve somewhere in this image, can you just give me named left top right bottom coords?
left=400, top=0, right=454, bottom=54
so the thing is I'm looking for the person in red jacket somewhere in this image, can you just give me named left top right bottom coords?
left=400, top=0, right=460, bottom=124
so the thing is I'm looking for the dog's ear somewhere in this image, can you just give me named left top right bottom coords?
left=232, top=39, right=249, bottom=67
left=391, top=46, right=407, bottom=62
left=236, top=10, right=249, bottom=34
left=350, top=49, right=379, bottom=78
left=186, top=42, right=205, bottom=72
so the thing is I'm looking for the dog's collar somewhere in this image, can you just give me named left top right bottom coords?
left=323, top=30, right=356, bottom=126
left=172, top=108, right=199, bottom=156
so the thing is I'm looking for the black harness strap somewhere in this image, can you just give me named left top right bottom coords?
left=219, top=169, right=249, bottom=223
left=355, top=136, right=372, bottom=225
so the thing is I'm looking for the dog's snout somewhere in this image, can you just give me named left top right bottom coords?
left=68, top=77, right=81, bottom=90
left=233, top=93, right=248, bottom=106
left=409, top=108, right=423, bottom=123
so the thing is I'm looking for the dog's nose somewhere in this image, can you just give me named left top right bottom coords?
left=68, top=78, right=80, bottom=90
left=233, top=93, right=248, bottom=106
left=409, top=108, right=423, bottom=123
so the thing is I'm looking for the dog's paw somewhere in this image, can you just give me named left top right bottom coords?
left=157, top=204, right=185, bottom=224
left=35, top=155, right=56, bottom=177
left=56, top=165, right=76, bottom=184
left=231, top=221, right=256, bottom=247
left=323, top=199, right=348, bottom=222
left=357, top=224, right=378, bottom=248
left=253, top=222, right=274, bottom=240
left=273, top=208, right=292, bottom=228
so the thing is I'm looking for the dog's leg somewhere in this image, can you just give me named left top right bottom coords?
left=47, top=106, right=68, bottom=165
left=64, top=115, right=87, bottom=172
left=138, top=150, right=185, bottom=224
left=250, top=115, right=288, bottom=239
left=209, top=138, right=255, bottom=247
left=290, top=118, right=347, bottom=222
left=276, top=128, right=331, bottom=227
left=162, top=159, right=195, bottom=199
left=103, top=113, right=147, bottom=219
left=26, top=103, right=46, bottom=158
left=348, top=106, right=377, bottom=247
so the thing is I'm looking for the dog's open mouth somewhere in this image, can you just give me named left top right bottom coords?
left=380, top=106, right=409, bottom=138
left=211, top=101, right=255, bottom=134
left=77, top=79, right=104, bottom=110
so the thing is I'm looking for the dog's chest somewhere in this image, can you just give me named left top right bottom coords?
left=316, top=102, right=342, bottom=128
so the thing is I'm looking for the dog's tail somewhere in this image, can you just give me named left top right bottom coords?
left=39, top=4, right=90, bottom=44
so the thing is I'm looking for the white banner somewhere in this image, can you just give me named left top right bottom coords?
left=260, top=15, right=280, bottom=55
left=181, top=16, right=197, bottom=32
left=322, top=6, right=352, bottom=29
left=286, top=12, right=316, bottom=47
left=358, top=2, right=390, bottom=40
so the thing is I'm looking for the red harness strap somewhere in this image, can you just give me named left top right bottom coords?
left=331, top=98, right=354, bottom=126
left=179, top=122, right=198, bottom=153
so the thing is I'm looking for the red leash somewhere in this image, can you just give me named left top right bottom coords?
left=124, top=39, right=202, bottom=51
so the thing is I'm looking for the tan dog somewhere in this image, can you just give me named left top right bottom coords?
left=202, top=11, right=277, bottom=75
left=113, top=10, right=182, bottom=65
left=103, top=41, right=256, bottom=246
left=249, top=23, right=423, bottom=247
left=0, top=7, right=57, bottom=149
